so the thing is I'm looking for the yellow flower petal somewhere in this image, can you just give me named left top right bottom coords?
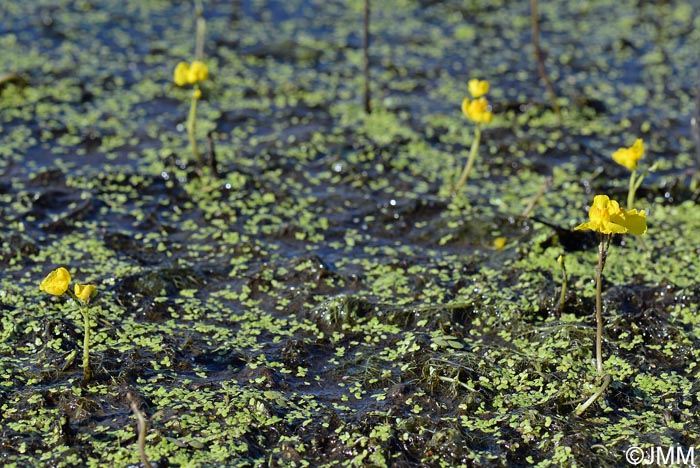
left=188, top=61, right=209, bottom=83
left=612, top=209, right=647, bottom=236
left=468, top=79, right=490, bottom=98
left=75, top=283, right=97, bottom=303
left=174, top=62, right=190, bottom=86
left=612, top=138, right=644, bottom=171
left=40, top=267, right=71, bottom=296
left=462, top=97, right=493, bottom=124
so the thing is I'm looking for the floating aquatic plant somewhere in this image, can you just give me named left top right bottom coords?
left=454, top=79, right=493, bottom=193
left=174, top=59, right=209, bottom=166
left=40, top=267, right=98, bottom=383
left=573, top=195, right=647, bottom=415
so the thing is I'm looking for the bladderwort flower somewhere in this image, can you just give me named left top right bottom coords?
left=174, top=60, right=209, bottom=86
left=39, top=266, right=71, bottom=296
left=40, top=267, right=98, bottom=383
left=468, top=79, right=489, bottom=99
left=573, top=194, right=647, bottom=415
left=611, top=138, right=654, bottom=210
left=174, top=60, right=209, bottom=166
left=454, top=79, right=494, bottom=193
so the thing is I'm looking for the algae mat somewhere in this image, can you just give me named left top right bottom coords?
left=2, top=0, right=700, bottom=466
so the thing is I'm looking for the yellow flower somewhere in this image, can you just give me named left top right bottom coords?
left=75, top=284, right=97, bottom=303
left=40, top=267, right=71, bottom=296
left=174, top=60, right=209, bottom=86
left=188, top=61, right=208, bottom=83
left=462, top=97, right=493, bottom=124
left=612, top=138, right=644, bottom=171
left=493, top=237, right=507, bottom=250
left=174, top=62, right=190, bottom=86
left=468, top=79, right=489, bottom=98
left=574, top=195, right=647, bottom=235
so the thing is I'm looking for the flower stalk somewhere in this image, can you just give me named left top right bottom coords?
left=40, top=267, right=97, bottom=383
left=174, top=60, right=209, bottom=167
left=187, top=87, right=202, bottom=164
left=573, top=194, right=647, bottom=415
left=454, top=79, right=493, bottom=194
left=454, top=123, right=481, bottom=190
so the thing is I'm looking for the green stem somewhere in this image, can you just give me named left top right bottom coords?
left=363, top=0, right=371, bottom=114
left=627, top=169, right=637, bottom=210
left=595, top=236, right=605, bottom=375
left=194, top=0, right=206, bottom=61
left=454, top=124, right=482, bottom=193
left=81, top=307, right=92, bottom=383
left=594, top=234, right=613, bottom=375
left=187, top=86, right=202, bottom=165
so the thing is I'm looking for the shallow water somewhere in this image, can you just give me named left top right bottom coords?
left=2, top=0, right=700, bottom=466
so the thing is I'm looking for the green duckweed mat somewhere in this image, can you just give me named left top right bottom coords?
left=2, top=0, right=700, bottom=466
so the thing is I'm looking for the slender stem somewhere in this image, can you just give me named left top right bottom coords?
left=595, top=234, right=611, bottom=375
left=627, top=169, right=637, bottom=210
left=530, top=0, right=560, bottom=122
left=454, top=124, right=482, bottom=193
left=522, top=175, right=552, bottom=218
left=128, top=393, right=153, bottom=468
left=82, top=307, right=92, bottom=383
left=207, top=131, right=219, bottom=178
left=188, top=87, right=202, bottom=165
left=194, top=0, right=205, bottom=61
left=363, top=0, right=371, bottom=114
left=574, top=374, right=611, bottom=416
left=557, top=255, right=567, bottom=312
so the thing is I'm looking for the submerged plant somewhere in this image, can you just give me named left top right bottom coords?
left=454, top=79, right=493, bottom=193
left=573, top=195, right=647, bottom=415
left=40, top=267, right=98, bottom=383
left=174, top=59, right=209, bottom=166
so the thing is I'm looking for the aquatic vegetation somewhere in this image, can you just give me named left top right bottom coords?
left=174, top=59, right=209, bottom=166
left=40, top=267, right=98, bottom=383
left=573, top=195, right=647, bottom=415
left=454, top=79, right=494, bottom=192
left=3, top=0, right=700, bottom=466
left=611, top=138, right=652, bottom=209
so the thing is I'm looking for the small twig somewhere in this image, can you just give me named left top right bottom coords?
left=127, top=392, right=153, bottom=468
left=363, top=0, right=371, bottom=114
left=531, top=0, right=561, bottom=122
left=207, top=131, right=219, bottom=178
left=556, top=254, right=567, bottom=312
left=522, top=175, right=552, bottom=218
